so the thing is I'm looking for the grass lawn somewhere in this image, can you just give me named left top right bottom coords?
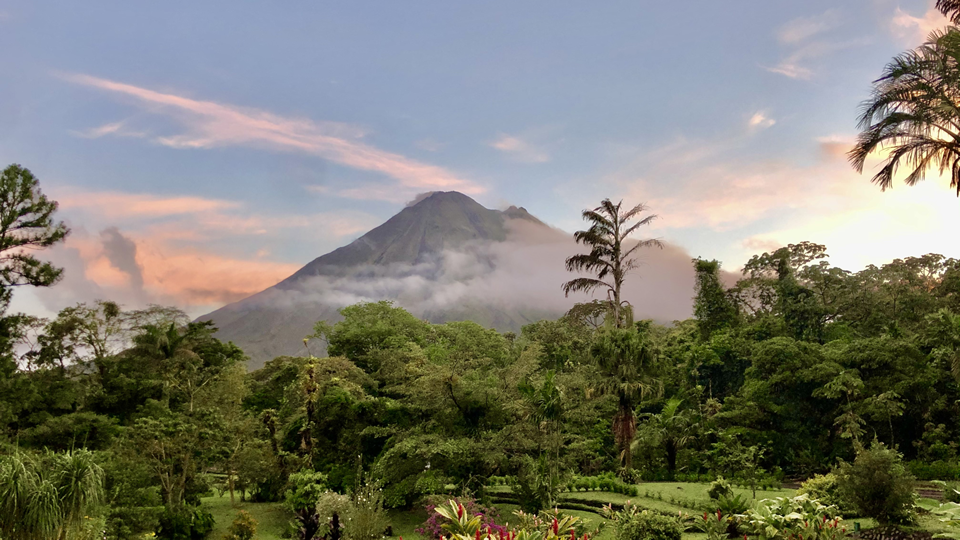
left=203, top=495, right=291, bottom=540
left=387, top=507, right=430, bottom=539
left=198, top=483, right=913, bottom=540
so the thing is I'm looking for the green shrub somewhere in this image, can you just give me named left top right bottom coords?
left=614, top=511, right=682, bottom=540
left=836, top=442, right=916, bottom=525
left=740, top=494, right=844, bottom=540
left=907, top=460, right=960, bottom=481
left=943, top=481, right=960, bottom=503
left=707, top=477, right=733, bottom=500
left=513, top=455, right=561, bottom=513
left=797, top=473, right=852, bottom=515
left=345, top=480, right=389, bottom=540
left=222, top=510, right=257, bottom=540
left=715, top=494, right=749, bottom=515
left=157, top=506, right=215, bottom=540
left=315, top=491, right=352, bottom=539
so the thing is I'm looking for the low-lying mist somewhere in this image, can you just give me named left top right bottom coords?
left=249, top=218, right=699, bottom=325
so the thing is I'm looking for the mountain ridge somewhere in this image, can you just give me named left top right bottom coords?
left=200, top=191, right=558, bottom=366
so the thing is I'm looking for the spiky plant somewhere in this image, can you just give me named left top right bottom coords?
left=562, top=199, right=661, bottom=328
left=55, top=449, right=105, bottom=536
left=849, top=27, right=960, bottom=196
left=0, top=450, right=105, bottom=540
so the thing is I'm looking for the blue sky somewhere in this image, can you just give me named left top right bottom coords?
left=1, top=0, right=958, bottom=317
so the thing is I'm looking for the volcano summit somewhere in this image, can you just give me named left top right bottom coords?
left=200, top=192, right=697, bottom=367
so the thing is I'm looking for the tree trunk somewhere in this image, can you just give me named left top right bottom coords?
left=666, top=440, right=677, bottom=480
left=613, top=406, right=637, bottom=471
left=229, top=471, right=236, bottom=507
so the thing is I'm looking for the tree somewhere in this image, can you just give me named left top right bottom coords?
left=0, top=164, right=68, bottom=387
left=692, top=259, right=738, bottom=340
left=518, top=370, right=565, bottom=481
left=638, top=398, right=694, bottom=479
left=563, top=200, right=662, bottom=328
left=0, top=164, right=69, bottom=296
left=590, top=328, right=661, bottom=471
left=849, top=28, right=960, bottom=196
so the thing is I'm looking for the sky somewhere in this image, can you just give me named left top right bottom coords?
left=1, top=0, right=959, bottom=318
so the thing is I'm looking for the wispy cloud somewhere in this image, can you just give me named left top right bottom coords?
left=749, top=111, right=776, bottom=129
left=72, top=120, right=146, bottom=139
left=777, top=9, right=840, bottom=44
left=765, top=9, right=866, bottom=80
left=490, top=133, right=550, bottom=163
left=891, top=5, right=948, bottom=44
left=62, top=73, right=485, bottom=195
left=58, top=190, right=241, bottom=218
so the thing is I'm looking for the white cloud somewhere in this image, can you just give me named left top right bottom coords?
left=749, top=112, right=776, bottom=129
left=490, top=133, right=550, bottom=163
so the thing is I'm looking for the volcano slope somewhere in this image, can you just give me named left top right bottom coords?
left=200, top=191, right=697, bottom=368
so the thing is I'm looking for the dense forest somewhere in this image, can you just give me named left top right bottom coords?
left=3, top=161, right=960, bottom=538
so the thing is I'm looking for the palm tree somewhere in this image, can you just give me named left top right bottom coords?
left=849, top=27, right=960, bottom=196
left=563, top=200, right=661, bottom=328
left=591, top=329, right=661, bottom=471
left=518, top=371, right=565, bottom=480
left=938, top=0, right=960, bottom=24
left=134, top=322, right=205, bottom=410
left=638, top=398, right=693, bottom=479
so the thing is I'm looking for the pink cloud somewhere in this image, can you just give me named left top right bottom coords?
left=57, top=190, right=241, bottom=218
left=891, top=5, right=949, bottom=44
left=63, top=73, right=485, bottom=195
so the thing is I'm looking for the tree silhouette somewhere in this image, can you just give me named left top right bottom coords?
left=563, top=199, right=661, bottom=328
left=849, top=28, right=960, bottom=196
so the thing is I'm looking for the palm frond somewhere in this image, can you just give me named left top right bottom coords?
left=937, top=0, right=960, bottom=24
left=562, top=277, right=611, bottom=297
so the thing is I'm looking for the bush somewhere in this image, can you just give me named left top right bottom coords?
left=707, top=477, right=733, bottom=500
left=513, top=455, right=561, bottom=513
left=943, top=481, right=960, bottom=503
left=836, top=442, right=916, bottom=525
left=344, top=481, right=390, bottom=540
left=417, top=496, right=504, bottom=540
left=715, top=494, right=749, bottom=515
left=797, top=473, right=852, bottom=515
left=907, top=460, right=960, bottom=481
left=222, top=510, right=257, bottom=540
left=315, top=491, right=352, bottom=540
left=740, top=494, right=844, bottom=540
left=157, top=506, right=215, bottom=540
left=615, top=511, right=682, bottom=540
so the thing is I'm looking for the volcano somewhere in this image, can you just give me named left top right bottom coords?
left=200, top=191, right=697, bottom=367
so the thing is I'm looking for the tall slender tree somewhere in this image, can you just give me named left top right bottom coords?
left=849, top=28, right=960, bottom=195
left=563, top=200, right=661, bottom=328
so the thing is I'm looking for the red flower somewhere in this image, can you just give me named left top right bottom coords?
left=704, top=513, right=709, bottom=521
left=553, top=519, right=559, bottom=536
